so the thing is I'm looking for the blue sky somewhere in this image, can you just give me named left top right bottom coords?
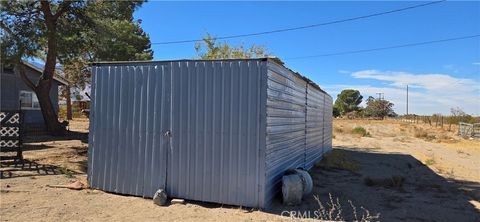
left=134, top=1, right=480, bottom=115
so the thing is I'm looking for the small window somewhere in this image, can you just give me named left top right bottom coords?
left=19, top=90, right=40, bottom=110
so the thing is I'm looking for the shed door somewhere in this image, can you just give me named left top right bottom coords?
left=165, top=61, right=263, bottom=207
left=88, top=65, right=171, bottom=198
left=123, top=65, right=172, bottom=197
left=167, top=61, right=219, bottom=202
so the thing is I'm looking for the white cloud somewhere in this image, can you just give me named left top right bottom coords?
left=473, top=62, right=480, bottom=66
left=323, top=70, right=480, bottom=115
left=442, top=64, right=460, bottom=73
left=351, top=70, right=478, bottom=92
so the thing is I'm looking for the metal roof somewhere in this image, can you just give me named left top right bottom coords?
left=90, top=58, right=329, bottom=95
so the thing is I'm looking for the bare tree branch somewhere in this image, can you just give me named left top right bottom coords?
left=40, top=1, right=53, bottom=18
left=53, top=1, right=71, bottom=20
left=0, top=22, right=15, bottom=36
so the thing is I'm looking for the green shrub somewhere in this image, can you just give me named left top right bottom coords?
left=351, top=126, right=371, bottom=137
left=424, top=158, right=436, bottom=166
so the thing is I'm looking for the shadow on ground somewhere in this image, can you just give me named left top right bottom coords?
left=149, top=146, right=479, bottom=221
left=0, top=159, right=79, bottom=179
left=23, top=131, right=88, bottom=144
left=265, top=147, right=480, bottom=221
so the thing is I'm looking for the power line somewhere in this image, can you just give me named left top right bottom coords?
left=152, top=1, right=445, bottom=45
left=284, top=34, right=480, bottom=60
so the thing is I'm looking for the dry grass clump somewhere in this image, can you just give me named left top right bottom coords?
left=334, top=127, right=344, bottom=133
left=351, top=126, right=371, bottom=137
left=413, top=128, right=428, bottom=138
left=313, top=193, right=380, bottom=222
left=435, top=133, right=458, bottom=143
left=413, top=128, right=435, bottom=141
left=333, top=127, right=344, bottom=139
left=392, top=136, right=410, bottom=143
left=316, top=149, right=360, bottom=172
left=413, top=127, right=459, bottom=143
left=437, top=167, right=455, bottom=178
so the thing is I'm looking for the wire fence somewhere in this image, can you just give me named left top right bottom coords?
left=395, top=115, right=480, bottom=139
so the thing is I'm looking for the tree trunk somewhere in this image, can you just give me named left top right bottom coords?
left=35, top=83, right=65, bottom=135
left=65, top=72, right=72, bottom=120
left=66, top=86, right=72, bottom=120
left=31, top=1, right=68, bottom=135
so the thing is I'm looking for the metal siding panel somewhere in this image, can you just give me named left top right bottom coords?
left=323, top=95, right=333, bottom=153
left=167, top=61, right=261, bottom=206
left=117, top=66, right=129, bottom=193
left=142, top=66, right=155, bottom=196
left=305, top=86, right=325, bottom=169
left=258, top=62, right=268, bottom=208
left=263, top=61, right=332, bottom=207
left=264, top=62, right=307, bottom=206
left=88, top=64, right=170, bottom=198
left=166, top=60, right=264, bottom=208
left=88, top=59, right=328, bottom=209
left=98, top=67, right=109, bottom=190
left=87, top=67, right=98, bottom=187
left=105, top=66, right=117, bottom=192
left=169, top=61, right=182, bottom=197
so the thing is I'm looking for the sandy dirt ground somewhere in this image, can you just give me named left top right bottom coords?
left=1, top=119, right=479, bottom=221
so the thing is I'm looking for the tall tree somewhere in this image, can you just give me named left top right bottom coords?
left=333, top=89, right=363, bottom=116
left=362, top=96, right=396, bottom=119
left=195, top=33, right=271, bottom=59
left=1, top=1, right=152, bottom=133
left=60, top=1, right=153, bottom=119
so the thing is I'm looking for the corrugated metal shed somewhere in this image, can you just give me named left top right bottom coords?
left=88, top=58, right=332, bottom=209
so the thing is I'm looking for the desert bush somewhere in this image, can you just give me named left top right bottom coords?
left=351, top=126, right=371, bottom=137
left=424, top=157, right=436, bottom=166
left=414, top=128, right=428, bottom=138
left=413, top=128, right=435, bottom=140
left=58, top=166, right=75, bottom=178
left=313, top=193, right=380, bottom=222
left=317, top=149, right=360, bottom=172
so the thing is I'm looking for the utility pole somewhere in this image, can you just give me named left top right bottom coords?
left=376, top=92, right=384, bottom=100
left=406, top=85, right=409, bottom=115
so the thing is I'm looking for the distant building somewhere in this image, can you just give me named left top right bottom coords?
left=1, top=61, right=68, bottom=129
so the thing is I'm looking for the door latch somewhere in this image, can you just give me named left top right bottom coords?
left=164, top=130, right=171, bottom=137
